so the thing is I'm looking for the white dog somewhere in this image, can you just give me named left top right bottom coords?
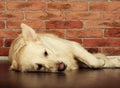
left=9, top=23, right=120, bottom=72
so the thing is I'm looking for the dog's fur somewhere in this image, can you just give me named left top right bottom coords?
left=9, top=23, right=120, bottom=72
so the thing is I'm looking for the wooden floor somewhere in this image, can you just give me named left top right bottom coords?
left=0, top=61, right=120, bottom=88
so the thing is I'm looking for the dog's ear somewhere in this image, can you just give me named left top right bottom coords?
left=21, top=23, right=37, bottom=42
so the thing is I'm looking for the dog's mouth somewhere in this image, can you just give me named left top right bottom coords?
left=36, top=62, right=67, bottom=72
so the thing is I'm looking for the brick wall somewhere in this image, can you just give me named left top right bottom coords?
left=0, top=0, right=120, bottom=56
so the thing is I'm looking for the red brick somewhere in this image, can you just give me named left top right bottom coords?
left=6, top=0, right=26, bottom=1
left=83, top=39, right=120, bottom=47
left=5, top=39, right=14, bottom=47
left=26, top=11, right=64, bottom=20
left=90, top=2, right=120, bottom=11
left=111, top=0, right=120, bottom=1
left=48, top=2, right=88, bottom=11
left=67, top=38, right=82, bottom=44
left=0, top=30, right=20, bottom=38
left=46, top=21, right=83, bottom=29
left=7, top=2, right=46, bottom=10
left=103, top=12, right=120, bottom=19
left=36, top=29, right=65, bottom=38
left=0, top=12, right=24, bottom=20
left=105, top=28, right=120, bottom=37
left=55, top=0, right=108, bottom=1
left=29, top=0, right=46, bottom=1
left=0, top=21, right=5, bottom=28
left=0, top=29, right=64, bottom=39
left=84, top=20, right=120, bottom=28
left=0, top=2, right=4, bottom=10
left=103, top=48, right=120, bottom=56
left=79, top=0, right=108, bottom=2
left=0, top=40, right=3, bottom=47
left=0, top=48, right=9, bottom=56
left=7, top=20, right=44, bottom=29
left=66, top=29, right=102, bottom=38
left=66, top=12, right=101, bottom=20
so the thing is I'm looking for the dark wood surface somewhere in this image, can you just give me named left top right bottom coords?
left=0, top=61, right=120, bottom=88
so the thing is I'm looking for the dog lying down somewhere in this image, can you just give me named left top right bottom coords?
left=9, top=23, right=120, bottom=72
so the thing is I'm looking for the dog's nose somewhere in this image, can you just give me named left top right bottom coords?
left=58, top=62, right=67, bottom=72
left=37, top=64, right=43, bottom=70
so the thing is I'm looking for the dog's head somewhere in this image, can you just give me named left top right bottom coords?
left=10, top=23, right=67, bottom=72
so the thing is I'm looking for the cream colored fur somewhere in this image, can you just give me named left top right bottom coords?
left=9, top=23, right=120, bottom=72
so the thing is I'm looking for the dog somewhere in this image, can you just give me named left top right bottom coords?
left=8, top=23, right=120, bottom=72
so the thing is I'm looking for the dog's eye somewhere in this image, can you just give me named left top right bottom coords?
left=44, top=50, right=48, bottom=56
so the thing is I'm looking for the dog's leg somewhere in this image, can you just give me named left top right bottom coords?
left=91, top=52, right=120, bottom=68
left=71, top=42, right=105, bottom=68
left=104, top=56, right=120, bottom=68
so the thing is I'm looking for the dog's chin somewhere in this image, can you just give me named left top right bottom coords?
left=37, top=67, right=60, bottom=73
left=24, top=67, right=66, bottom=73
left=19, top=67, right=58, bottom=73
left=25, top=69, right=60, bottom=73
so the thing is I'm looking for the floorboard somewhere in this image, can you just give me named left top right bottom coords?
left=0, top=61, right=120, bottom=88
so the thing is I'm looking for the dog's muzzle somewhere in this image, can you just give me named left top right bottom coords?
left=37, top=62, right=67, bottom=72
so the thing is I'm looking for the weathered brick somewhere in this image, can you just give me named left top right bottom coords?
left=48, top=2, right=88, bottom=11
left=6, top=0, right=26, bottom=1
left=7, top=20, right=44, bottom=29
left=0, top=21, right=5, bottom=28
left=36, top=29, right=65, bottom=38
left=5, top=39, right=14, bottom=47
left=67, top=38, right=82, bottom=44
left=0, top=2, right=4, bottom=10
left=0, top=40, right=3, bottom=47
left=83, top=39, right=120, bottom=47
left=26, top=11, right=64, bottom=20
left=7, top=2, right=46, bottom=10
left=56, top=0, right=108, bottom=1
left=103, top=48, right=120, bottom=56
left=66, top=12, right=101, bottom=20
left=111, top=0, right=120, bottom=1
left=84, top=20, right=120, bottom=28
left=0, top=48, right=9, bottom=56
left=103, top=12, right=120, bottom=19
left=90, top=2, right=120, bottom=11
left=66, top=29, right=102, bottom=38
left=0, top=29, right=64, bottom=39
left=0, top=12, right=24, bottom=20
left=105, top=28, right=120, bottom=37
left=79, top=0, right=108, bottom=2
left=46, top=21, right=83, bottom=29
left=0, top=30, right=20, bottom=38
left=0, top=0, right=119, bottom=56
left=29, top=0, right=46, bottom=1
